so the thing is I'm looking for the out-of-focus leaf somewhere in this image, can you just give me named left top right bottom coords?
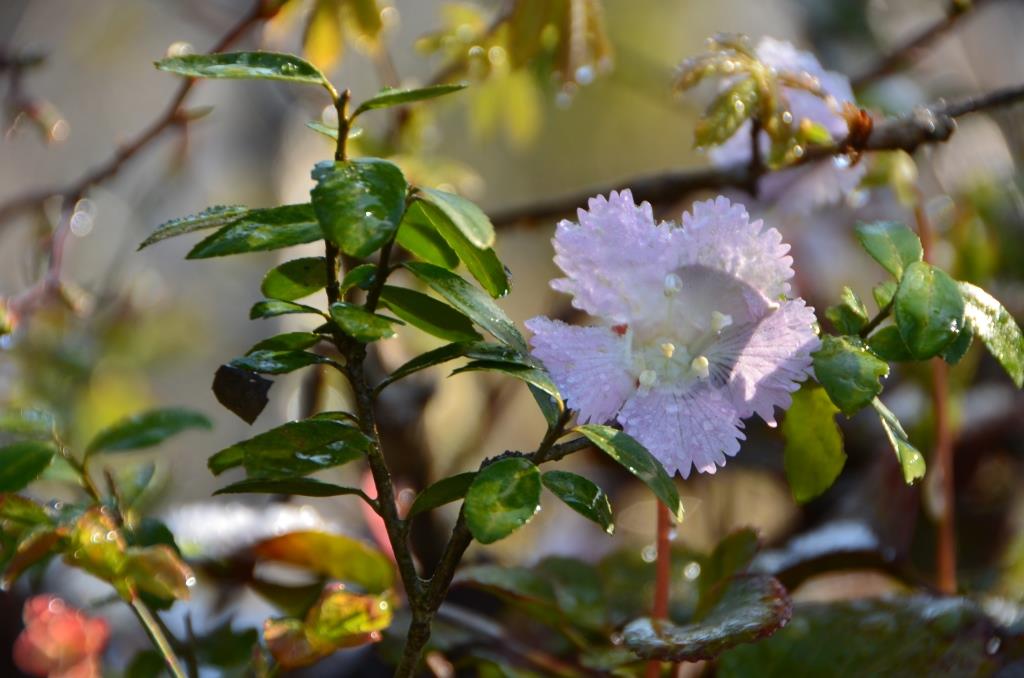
left=195, top=621, right=259, bottom=669
left=396, top=204, right=461, bottom=268
left=407, top=472, right=476, bottom=518
left=378, top=285, right=482, bottom=343
left=63, top=509, right=128, bottom=593
left=454, top=564, right=556, bottom=606
left=812, top=336, right=889, bottom=416
left=3, top=527, right=61, bottom=588
left=576, top=425, right=683, bottom=522
left=156, top=52, right=328, bottom=87
left=138, top=205, right=249, bottom=250
left=329, top=302, right=397, bottom=342
left=867, top=325, right=913, bottom=362
left=261, top=257, right=326, bottom=301
left=0, top=408, right=55, bottom=439
left=465, top=457, right=542, bottom=544
left=188, top=204, right=322, bottom=258
left=212, top=365, right=273, bottom=425
left=353, top=84, right=466, bottom=117
left=872, top=398, right=925, bottom=484
left=343, top=0, right=384, bottom=49
left=782, top=385, right=845, bottom=503
left=214, top=477, right=366, bottom=498
left=695, top=77, right=758, bottom=147
left=825, top=287, right=869, bottom=335
left=125, top=651, right=166, bottom=678
left=535, top=556, right=606, bottom=630
left=248, top=332, right=322, bottom=353
left=252, top=531, right=393, bottom=593
left=624, top=575, right=792, bottom=662
left=230, top=350, right=330, bottom=375
left=697, top=529, right=760, bottom=613
left=873, top=280, right=897, bottom=309
left=894, top=261, right=965, bottom=359
left=85, top=408, right=211, bottom=457
left=854, top=221, right=923, bottom=278
left=0, top=494, right=51, bottom=528
left=541, top=470, right=613, bottom=534
left=960, top=282, right=1024, bottom=387
left=123, top=544, right=193, bottom=601
left=304, top=0, right=343, bottom=70
left=311, top=159, right=407, bottom=258
left=0, top=441, right=55, bottom=492
left=250, top=299, right=322, bottom=319
left=208, top=419, right=369, bottom=478
left=451, top=360, right=562, bottom=405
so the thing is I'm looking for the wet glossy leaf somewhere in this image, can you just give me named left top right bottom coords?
left=187, top=204, right=322, bottom=258
left=250, top=299, right=322, bottom=319
left=0, top=441, right=55, bottom=492
left=625, top=575, right=792, bottom=662
left=854, top=221, right=922, bottom=278
left=407, top=471, right=476, bottom=518
left=329, top=302, right=397, bottom=342
left=252, top=531, right=393, bottom=593
left=85, top=408, right=211, bottom=457
left=451, top=360, right=563, bottom=405
left=404, top=262, right=526, bottom=351
left=825, top=287, right=869, bottom=335
left=696, top=77, right=758, bottom=147
left=138, top=205, right=249, bottom=250
left=541, top=470, right=613, bottom=534
left=63, top=509, right=128, bottom=592
left=353, top=84, right=466, bottom=116
left=208, top=419, right=369, bottom=478
left=214, top=477, right=366, bottom=497
left=123, top=544, right=193, bottom=601
left=894, top=261, right=965, bottom=359
left=261, top=257, right=326, bottom=301
left=396, top=204, right=460, bottom=268
left=230, top=349, right=330, bottom=375
left=812, top=336, right=889, bottom=416
left=156, top=51, right=327, bottom=86
left=465, top=457, right=542, bottom=544
left=311, top=159, right=407, bottom=258
left=378, top=285, right=482, bottom=342
left=940, top=319, right=973, bottom=365
left=960, top=282, right=1024, bottom=387
left=576, top=425, right=683, bottom=522
left=872, top=398, right=925, bottom=483
left=212, top=365, right=273, bottom=424
left=867, top=325, right=913, bottom=362
left=782, top=385, right=845, bottom=503
left=248, top=331, right=322, bottom=353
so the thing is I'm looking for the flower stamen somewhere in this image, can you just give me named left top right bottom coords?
left=690, top=355, right=710, bottom=379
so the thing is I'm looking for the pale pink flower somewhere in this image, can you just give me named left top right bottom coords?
left=709, top=37, right=866, bottom=213
left=527, top=191, right=819, bottom=478
left=13, top=595, right=109, bottom=678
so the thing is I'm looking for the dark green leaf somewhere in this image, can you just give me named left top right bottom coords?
left=212, top=365, right=272, bottom=424
left=625, top=575, right=792, bottom=662
left=0, top=409, right=55, bottom=439
left=125, top=651, right=166, bottom=678
left=698, top=529, right=760, bottom=604
left=960, top=282, right=1024, bottom=387
left=894, top=261, right=965, bottom=359
left=252, top=531, right=393, bottom=593
left=86, top=408, right=211, bottom=456
left=576, top=424, right=684, bottom=522
left=812, top=336, right=889, bottom=416
left=230, top=350, right=329, bottom=375
left=541, top=470, right=614, bottom=534
left=404, top=262, right=526, bottom=351
left=0, top=442, right=55, bottom=492
left=138, top=205, right=248, bottom=250
left=155, top=52, right=327, bottom=86
left=782, top=385, right=845, bottom=503
left=329, top=302, right=397, bottom=342
left=261, top=257, right=326, bottom=301
left=250, top=299, right=322, bottom=319
left=407, top=472, right=476, bottom=518
left=414, top=187, right=494, bottom=249
left=530, top=384, right=563, bottom=431
left=378, top=285, right=482, bottom=343
left=872, top=398, right=925, bottom=483
left=451, top=360, right=562, bottom=405
left=353, top=84, right=466, bottom=116
left=866, top=325, right=913, bottom=362
left=454, top=564, right=556, bottom=606
left=208, top=419, right=370, bottom=478
left=940, top=318, right=973, bottom=365
left=376, top=342, right=474, bottom=391
left=465, top=457, right=542, bottom=544
left=214, top=477, right=366, bottom=497
left=396, top=204, right=460, bottom=268
left=195, top=621, right=260, bottom=669
left=341, top=263, right=377, bottom=292
left=248, top=332, right=322, bottom=353
left=310, top=159, right=407, bottom=258
left=188, top=204, right=322, bottom=259
left=825, top=287, right=868, bottom=335
left=854, top=221, right=923, bottom=278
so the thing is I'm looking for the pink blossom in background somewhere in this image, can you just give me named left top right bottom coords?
left=13, top=595, right=109, bottom=678
left=527, top=191, right=819, bottom=477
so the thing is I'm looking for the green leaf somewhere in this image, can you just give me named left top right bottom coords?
left=188, top=204, right=322, bottom=258
left=248, top=331, right=322, bottom=353
left=541, top=470, right=614, bottom=534
left=208, top=419, right=370, bottom=478
left=376, top=342, right=474, bottom=391
left=960, top=281, right=1024, bottom=387
left=414, top=187, right=495, bottom=249
left=695, top=76, right=758, bottom=147
left=250, top=299, right=322, bottom=319
left=465, top=457, right=542, bottom=544
left=854, top=221, right=923, bottom=278
left=407, top=472, right=476, bottom=518
left=378, top=285, right=482, bottom=343
left=812, top=336, right=889, bottom=416
left=341, top=263, right=378, bottom=292
left=866, top=325, right=913, bottom=362
left=894, top=261, right=965, bottom=359
left=825, top=287, right=869, bottom=335
left=452, top=360, right=563, bottom=405
left=86, top=408, right=211, bottom=456
left=125, top=651, right=167, bottom=678
left=873, top=280, right=898, bottom=309
left=781, top=385, right=845, bottom=503
left=123, top=544, right=193, bottom=602
left=626, top=575, right=791, bottom=662
left=261, top=257, right=326, bottom=301
left=194, top=621, right=260, bottom=669
left=940, top=318, right=974, bottom=365
left=155, top=51, right=328, bottom=87
left=872, top=398, right=925, bottom=484
left=352, top=84, right=467, bottom=117
left=404, top=262, right=526, bottom=351
left=214, top=477, right=366, bottom=498
left=396, top=205, right=460, bottom=268
left=409, top=197, right=508, bottom=297
left=252, top=531, right=393, bottom=593
left=310, top=159, right=408, bottom=258
left=0, top=442, right=55, bottom=492
left=306, top=120, right=339, bottom=139
left=138, top=205, right=249, bottom=250
left=212, top=365, right=273, bottom=425
left=576, top=424, right=684, bottom=522
left=0, top=494, right=52, bottom=528
left=0, top=408, right=55, bottom=439
left=698, top=529, right=760, bottom=604
left=230, top=350, right=330, bottom=375
left=329, top=302, right=397, bottom=342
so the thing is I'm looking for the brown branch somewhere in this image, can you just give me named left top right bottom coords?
left=489, top=81, right=1024, bottom=228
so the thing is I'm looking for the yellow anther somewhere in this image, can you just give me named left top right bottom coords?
left=691, top=355, right=710, bottom=379
left=660, top=342, right=676, bottom=359
left=639, top=369, right=658, bottom=388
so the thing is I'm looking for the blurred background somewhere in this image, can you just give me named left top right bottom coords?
left=1, top=0, right=1024, bottom=675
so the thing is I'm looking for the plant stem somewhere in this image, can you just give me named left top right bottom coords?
left=129, top=597, right=188, bottom=678
left=859, top=299, right=894, bottom=338
left=646, top=501, right=673, bottom=678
